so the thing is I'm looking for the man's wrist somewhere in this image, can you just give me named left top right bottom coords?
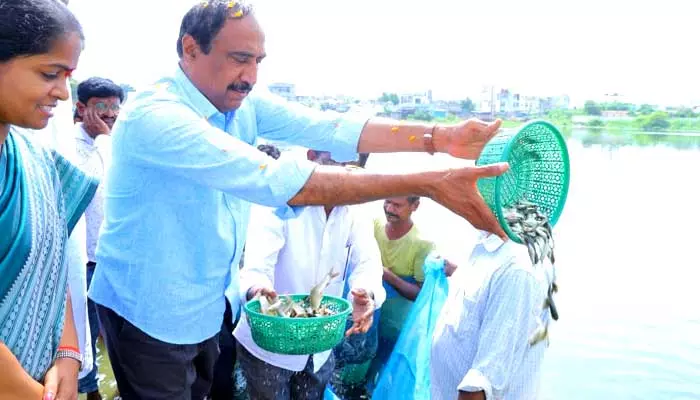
left=432, top=124, right=452, bottom=153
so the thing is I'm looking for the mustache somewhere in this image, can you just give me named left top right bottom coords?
left=227, top=81, right=253, bottom=93
left=385, top=212, right=399, bottom=219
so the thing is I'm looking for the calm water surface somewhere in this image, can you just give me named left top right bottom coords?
left=363, top=129, right=700, bottom=400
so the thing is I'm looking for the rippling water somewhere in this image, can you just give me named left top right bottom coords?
left=362, top=130, right=700, bottom=399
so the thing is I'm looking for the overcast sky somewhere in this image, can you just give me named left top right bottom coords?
left=67, top=0, right=699, bottom=107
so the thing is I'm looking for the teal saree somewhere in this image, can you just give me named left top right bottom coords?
left=0, top=129, right=97, bottom=380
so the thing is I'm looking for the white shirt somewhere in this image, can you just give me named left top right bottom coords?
left=73, top=124, right=109, bottom=262
left=430, top=233, right=554, bottom=400
left=234, top=204, right=386, bottom=372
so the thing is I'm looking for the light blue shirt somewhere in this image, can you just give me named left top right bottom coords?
left=89, top=67, right=365, bottom=344
left=430, top=234, right=555, bottom=400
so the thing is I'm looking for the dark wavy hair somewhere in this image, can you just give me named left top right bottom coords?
left=176, top=0, right=254, bottom=58
left=0, top=0, right=83, bottom=62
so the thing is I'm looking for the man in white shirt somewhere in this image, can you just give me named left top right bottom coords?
left=430, top=233, right=556, bottom=400
left=73, top=76, right=124, bottom=400
left=234, top=149, right=386, bottom=400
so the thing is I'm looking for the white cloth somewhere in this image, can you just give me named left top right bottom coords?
left=14, top=94, right=94, bottom=379
left=430, top=233, right=554, bottom=400
left=73, top=124, right=108, bottom=262
left=234, top=204, right=386, bottom=372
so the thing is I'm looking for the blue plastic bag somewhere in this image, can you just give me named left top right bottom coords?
left=372, top=253, right=450, bottom=400
left=324, top=385, right=341, bottom=400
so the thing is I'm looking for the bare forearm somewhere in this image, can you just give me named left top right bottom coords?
left=356, top=117, right=452, bottom=153
left=458, top=390, right=486, bottom=400
left=289, top=165, right=437, bottom=207
left=384, top=269, right=421, bottom=301
left=59, top=293, right=78, bottom=349
left=0, top=343, right=43, bottom=399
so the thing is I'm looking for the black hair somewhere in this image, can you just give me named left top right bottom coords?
left=176, top=0, right=254, bottom=58
left=407, top=196, right=420, bottom=204
left=257, top=144, right=281, bottom=160
left=0, top=0, right=83, bottom=62
left=357, top=153, right=370, bottom=168
left=77, top=77, right=124, bottom=104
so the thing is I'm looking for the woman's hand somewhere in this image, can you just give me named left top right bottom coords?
left=42, top=358, right=80, bottom=400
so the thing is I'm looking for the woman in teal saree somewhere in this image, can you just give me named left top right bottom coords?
left=0, top=1, right=96, bottom=399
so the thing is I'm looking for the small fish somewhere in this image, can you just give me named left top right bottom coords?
left=291, top=302, right=308, bottom=318
left=504, top=200, right=561, bottom=322
left=258, top=294, right=272, bottom=315
left=309, top=270, right=340, bottom=311
left=529, top=321, right=549, bottom=346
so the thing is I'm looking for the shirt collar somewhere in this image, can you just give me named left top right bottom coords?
left=477, top=230, right=507, bottom=253
left=174, top=65, right=221, bottom=120
left=76, top=123, right=95, bottom=145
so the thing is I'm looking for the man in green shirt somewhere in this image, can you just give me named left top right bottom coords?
left=374, top=196, right=434, bottom=340
left=370, top=196, right=457, bottom=384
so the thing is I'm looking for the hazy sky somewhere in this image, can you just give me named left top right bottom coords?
left=67, top=0, right=699, bottom=107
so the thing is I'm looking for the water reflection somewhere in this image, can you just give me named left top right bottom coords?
left=571, top=128, right=700, bottom=149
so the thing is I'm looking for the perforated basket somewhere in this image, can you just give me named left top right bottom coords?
left=476, top=120, right=570, bottom=243
left=244, top=294, right=352, bottom=355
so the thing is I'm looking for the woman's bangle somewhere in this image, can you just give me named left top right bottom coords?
left=55, top=347, right=82, bottom=369
left=57, top=345, right=80, bottom=353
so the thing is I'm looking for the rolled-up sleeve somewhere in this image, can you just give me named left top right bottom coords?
left=346, top=212, right=387, bottom=308
left=457, top=266, right=539, bottom=399
left=121, top=100, right=316, bottom=208
left=239, top=205, right=287, bottom=305
left=250, top=90, right=366, bottom=162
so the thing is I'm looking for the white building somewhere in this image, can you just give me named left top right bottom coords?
left=399, top=90, right=432, bottom=106
left=268, top=83, right=296, bottom=101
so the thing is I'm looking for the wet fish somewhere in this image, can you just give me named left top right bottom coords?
left=309, top=270, right=340, bottom=312
left=504, top=200, right=561, bottom=346
left=256, top=270, right=341, bottom=318
left=528, top=320, right=549, bottom=346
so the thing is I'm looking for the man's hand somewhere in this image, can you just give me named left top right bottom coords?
left=246, top=286, right=277, bottom=301
left=345, top=288, right=374, bottom=337
left=427, top=163, right=509, bottom=238
left=438, top=119, right=502, bottom=160
left=42, top=358, right=79, bottom=400
left=444, top=260, right=458, bottom=277
left=82, top=107, right=110, bottom=137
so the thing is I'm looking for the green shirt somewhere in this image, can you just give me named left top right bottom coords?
left=373, top=218, right=435, bottom=283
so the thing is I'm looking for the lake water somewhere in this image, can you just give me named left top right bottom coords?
left=86, top=129, right=700, bottom=400
left=363, top=128, right=700, bottom=400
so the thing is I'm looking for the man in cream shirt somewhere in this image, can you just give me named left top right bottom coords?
left=234, top=149, right=386, bottom=400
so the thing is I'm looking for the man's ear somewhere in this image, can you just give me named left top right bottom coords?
left=181, top=34, right=201, bottom=61
left=76, top=101, right=86, bottom=117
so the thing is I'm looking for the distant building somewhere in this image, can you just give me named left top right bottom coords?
left=601, top=110, right=629, bottom=118
left=399, top=90, right=432, bottom=106
left=268, top=83, right=296, bottom=101
left=520, top=95, right=541, bottom=114
left=479, top=85, right=496, bottom=113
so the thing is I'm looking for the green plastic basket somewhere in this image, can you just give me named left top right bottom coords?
left=244, top=294, right=353, bottom=355
left=339, top=359, right=372, bottom=384
left=476, top=120, right=570, bottom=243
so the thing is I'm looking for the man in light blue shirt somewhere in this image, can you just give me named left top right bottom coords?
left=88, top=1, right=509, bottom=398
